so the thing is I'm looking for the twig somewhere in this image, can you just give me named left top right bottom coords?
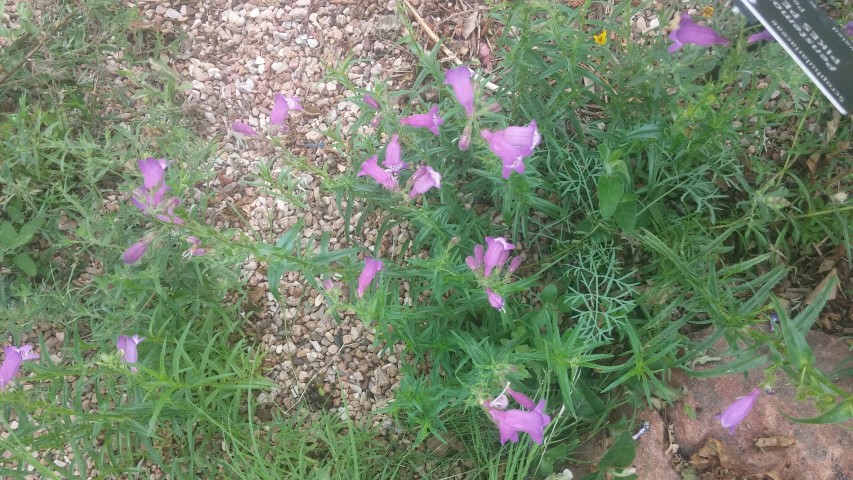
left=400, top=0, right=499, bottom=92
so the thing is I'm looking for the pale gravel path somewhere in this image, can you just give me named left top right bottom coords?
left=139, top=0, right=423, bottom=424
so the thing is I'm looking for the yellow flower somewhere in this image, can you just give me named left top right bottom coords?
left=593, top=29, right=607, bottom=45
left=701, top=6, right=714, bottom=17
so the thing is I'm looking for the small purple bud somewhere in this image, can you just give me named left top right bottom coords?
left=232, top=121, right=258, bottom=136
left=507, top=256, right=522, bottom=274
left=465, top=256, right=479, bottom=272
left=459, top=123, right=472, bottom=151
left=747, top=30, right=776, bottom=44
left=123, top=237, right=151, bottom=265
left=363, top=94, right=379, bottom=110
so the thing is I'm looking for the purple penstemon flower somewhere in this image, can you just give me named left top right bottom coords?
left=0, top=344, right=39, bottom=392
left=485, top=287, right=505, bottom=311
left=382, top=134, right=409, bottom=174
left=444, top=65, right=475, bottom=118
left=667, top=14, right=731, bottom=52
left=357, top=155, right=398, bottom=190
left=117, top=335, right=144, bottom=373
left=356, top=258, right=384, bottom=298
left=400, top=105, right=444, bottom=135
left=717, top=387, right=760, bottom=434
left=232, top=121, right=258, bottom=136
left=409, top=166, right=441, bottom=198
left=845, top=21, right=853, bottom=37
left=131, top=158, right=170, bottom=213
left=480, top=120, right=541, bottom=179
left=270, top=94, right=290, bottom=125
left=184, top=236, right=207, bottom=257
left=483, top=237, right=515, bottom=278
left=484, top=387, right=552, bottom=445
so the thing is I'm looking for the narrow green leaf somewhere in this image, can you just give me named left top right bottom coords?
left=783, top=399, right=853, bottom=424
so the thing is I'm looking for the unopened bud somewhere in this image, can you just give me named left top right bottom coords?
left=459, top=124, right=472, bottom=151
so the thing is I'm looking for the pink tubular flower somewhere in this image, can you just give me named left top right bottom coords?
left=0, top=345, right=39, bottom=391
left=485, top=287, right=504, bottom=311
left=270, top=94, right=290, bottom=125
left=668, top=14, right=731, bottom=52
left=131, top=158, right=169, bottom=213
left=382, top=134, right=409, bottom=173
left=117, top=335, right=144, bottom=373
left=363, top=94, right=379, bottom=110
left=444, top=65, right=475, bottom=117
left=409, top=166, right=441, bottom=198
left=480, top=120, right=541, bottom=179
left=356, top=258, right=384, bottom=298
left=185, top=236, right=207, bottom=257
left=485, top=388, right=551, bottom=445
left=400, top=105, right=444, bottom=135
left=747, top=30, right=776, bottom=44
left=717, top=387, right=760, bottom=434
left=357, top=155, right=398, bottom=190
left=123, top=237, right=152, bottom=265
left=483, top=237, right=514, bottom=278
left=232, top=121, right=258, bottom=136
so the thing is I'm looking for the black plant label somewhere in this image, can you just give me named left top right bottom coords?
left=736, top=0, right=853, bottom=114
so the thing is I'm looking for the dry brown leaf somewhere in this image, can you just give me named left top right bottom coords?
left=807, top=152, right=821, bottom=176
left=462, top=10, right=478, bottom=39
left=689, top=437, right=734, bottom=470
left=803, top=268, right=838, bottom=306
left=824, top=109, right=840, bottom=145
left=754, top=435, right=796, bottom=448
left=818, top=245, right=846, bottom=273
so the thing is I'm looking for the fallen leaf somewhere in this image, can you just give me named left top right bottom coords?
left=689, top=437, right=730, bottom=469
left=803, top=268, right=838, bottom=306
left=824, top=109, right=840, bottom=145
left=754, top=435, right=796, bottom=448
left=462, top=10, right=478, bottom=39
left=818, top=245, right=846, bottom=273
left=807, top=152, right=821, bottom=176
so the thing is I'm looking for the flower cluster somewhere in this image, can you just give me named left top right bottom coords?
left=484, top=385, right=552, bottom=445
left=233, top=94, right=302, bottom=136
left=1, top=335, right=146, bottom=394
left=444, top=65, right=541, bottom=178
left=358, top=117, right=442, bottom=199
left=466, top=236, right=523, bottom=311
left=123, top=159, right=207, bottom=265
